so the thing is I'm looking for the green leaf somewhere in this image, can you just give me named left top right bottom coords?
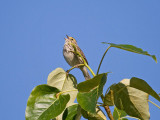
left=25, top=85, right=70, bottom=120
left=77, top=73, right=107, bottom=113
left=110, top=79, right=150, bottom=120
left=102, top=42, right=157, bottom=63
left=47, top=68, right=78, bottom=105
left=104, top=90, right=114, bottom=106
left=62, top=104, right=81, bottom=120
left=47, top=68, right=78, bottom=120
left=81, top=107, right=107, bottom=120
left=130, top=77, right=160, bottom=102
left=113, top=107, right=128, bottom=120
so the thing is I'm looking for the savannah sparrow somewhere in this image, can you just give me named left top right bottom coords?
left=63, top=35, right=91, bottom=80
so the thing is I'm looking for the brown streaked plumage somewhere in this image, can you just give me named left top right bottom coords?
left=63, top=35, right=91, bottom=80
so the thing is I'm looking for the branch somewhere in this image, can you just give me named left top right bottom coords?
left=101, top=95, right=114, bottom=120
left=104, top=105, right=114, bottom=120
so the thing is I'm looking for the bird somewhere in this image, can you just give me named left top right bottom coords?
left=63, top=35, right=91, bottom=80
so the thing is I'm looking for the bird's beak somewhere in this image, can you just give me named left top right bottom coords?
left=66, top=35, right=69, bottom=39
left=64, top=37, right=67, bottom=40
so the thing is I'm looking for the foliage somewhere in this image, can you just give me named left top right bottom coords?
left=25, top=43, right=160, bottom=120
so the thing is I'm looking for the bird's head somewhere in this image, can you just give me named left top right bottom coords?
left=65, top=35, right=77, bottom=44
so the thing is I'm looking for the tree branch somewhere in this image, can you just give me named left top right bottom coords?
left=104, top=105, right=114, bottom=120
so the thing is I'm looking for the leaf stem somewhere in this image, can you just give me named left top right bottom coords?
left=57, top=89, right=78, bottom=98
left=70, top=43, right=96, bottom=77
left=120, top=116, right=140, bottom=120
left=96, top=45, right=113, bottom=119
left=67, top=64, right=85, bottom=73
left=97, top=46, right=111, bottom=75
left=114, top=106, right=121, bottom=119
left=148, top=100, right=160, bottom=109
left=85, top=63, right=95, bottom=77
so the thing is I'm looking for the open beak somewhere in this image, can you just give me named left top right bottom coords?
left=66, top=35, right=69, bottom=39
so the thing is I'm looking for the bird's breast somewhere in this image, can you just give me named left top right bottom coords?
left=63, top=44, right=79, bottom=66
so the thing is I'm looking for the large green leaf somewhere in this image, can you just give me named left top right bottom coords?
left=81, top=107, right=107, bottom=120
left=113, top=107, right=128, bottom=120
left=102, top=42, right=157, bottom=63
left=47, top=68, right=78, bottom=105
left=110, top=79, right=150, bottom=120
left=130, top=77, right=160, bottom=102
left=62, top=104, right=81, bottom=120
left=77, top=73, right=107, bottom=113
left=47, top=68, right=78, bottom=120
left=25, top=85, right=70, bottom=120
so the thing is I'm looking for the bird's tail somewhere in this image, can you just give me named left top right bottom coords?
left=80, top=66, right=91, bottom=80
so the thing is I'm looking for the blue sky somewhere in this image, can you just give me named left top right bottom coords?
left=0, top=0, right=160, bottom=120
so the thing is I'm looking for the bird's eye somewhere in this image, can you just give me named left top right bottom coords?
left=71, top=39, right=73, bottom=40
